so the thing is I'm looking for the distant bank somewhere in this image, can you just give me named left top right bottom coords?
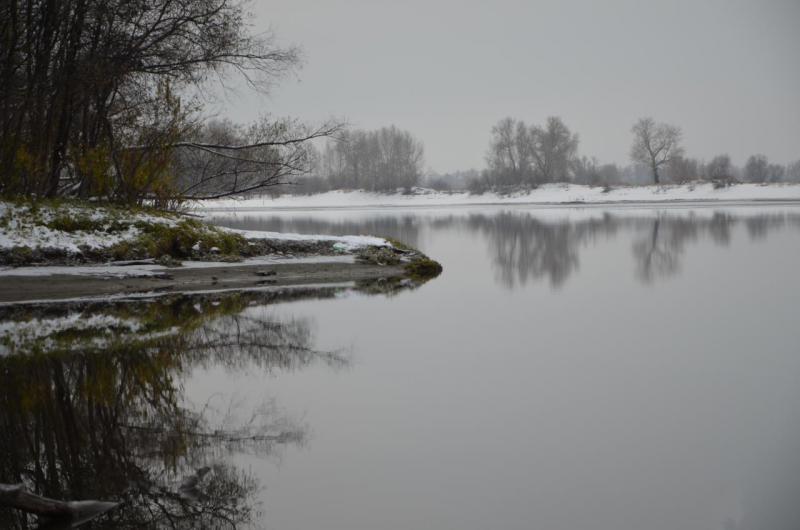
left=195, top=183, right=800, bottom=211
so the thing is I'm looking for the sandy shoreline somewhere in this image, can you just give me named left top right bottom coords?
left=0, top=260, right=407, bottom=304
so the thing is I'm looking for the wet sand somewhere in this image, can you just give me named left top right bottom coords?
left=0, top=261, right=406, bottom=304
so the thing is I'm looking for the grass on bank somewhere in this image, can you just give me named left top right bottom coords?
left=0, top=198, right=444, bottom=283
left=0, top=198, right=250, bottom=264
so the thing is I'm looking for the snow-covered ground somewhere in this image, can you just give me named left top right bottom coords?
left=195, top=183, right=800, bottom=211
left=0, top=201, right=177, bottom=252
left=0, top=200, right=391, bottom=261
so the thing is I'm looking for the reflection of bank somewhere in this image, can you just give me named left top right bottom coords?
left=0, top=286, right=366, bottom=528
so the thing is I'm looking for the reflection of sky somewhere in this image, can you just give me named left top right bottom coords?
left=197, top=205, right=800, bottom=530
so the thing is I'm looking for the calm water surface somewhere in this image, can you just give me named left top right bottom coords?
left=2, top=204, right=799, bottom=530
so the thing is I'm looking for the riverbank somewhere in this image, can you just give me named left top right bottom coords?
left=0, top=199, right=442, bottom=302
left=194, top=182, right=800, bottom=211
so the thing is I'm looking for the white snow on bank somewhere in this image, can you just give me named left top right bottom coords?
left=233, top=228, right=389, bottom=250
left=194, top=183, right=800, bottom=211
left=0, top=218, right=142, bottom=252
left=0, top=201, right=176, bottom=252
left=0, top=201, right=389, bottom=258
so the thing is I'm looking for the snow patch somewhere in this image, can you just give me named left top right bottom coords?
left=231, top=228, right=390, bottom=250
left=0, top=201, right=176, bottom=252
left=0, top=201, right=388, bottom=261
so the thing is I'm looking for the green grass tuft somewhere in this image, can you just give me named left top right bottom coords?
left=46, top=214, right=102, bottom=233
left=110, top=219, right=249, bottom=261
left=404, top=258, right=443, bottom=281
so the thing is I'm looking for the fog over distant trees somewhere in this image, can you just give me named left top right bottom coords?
left=442, top=116, right=800, bottom=193
left=389, top=115, right=798, bottom=195
left=291, top=112, right=800, bottom=194
left=744, top=154, right=786, bottom=183
left=301, top=126, right=424, bottom=192
left=705, top=154, right=735, bottom=186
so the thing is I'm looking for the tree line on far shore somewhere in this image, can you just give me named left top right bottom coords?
left=287, top=116, right=800, bottom=196
left=464, top=116, right=800, bottom=193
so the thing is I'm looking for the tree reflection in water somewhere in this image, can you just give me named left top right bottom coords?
left=632, top=216, right=692, bottom=282
left=0, top=286, right=358, bottom=529
left=222, top=209, right=800, bottom=289
left=466, top=210, right=800, bottom=287
left=465, top=212, right=618, bottom=288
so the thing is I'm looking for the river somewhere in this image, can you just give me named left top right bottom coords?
left=2, top=203, right=799, bottom=529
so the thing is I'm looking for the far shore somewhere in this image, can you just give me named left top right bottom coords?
left=193, top=183, right=800, bottom=212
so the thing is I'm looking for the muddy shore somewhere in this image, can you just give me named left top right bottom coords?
left=0, top=260, right=410, bottom=304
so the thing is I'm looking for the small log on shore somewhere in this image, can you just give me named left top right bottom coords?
left=0, top=483, right=120, bottom=526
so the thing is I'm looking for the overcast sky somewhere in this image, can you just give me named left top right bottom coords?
left=217, top=0, right=800, bottom=173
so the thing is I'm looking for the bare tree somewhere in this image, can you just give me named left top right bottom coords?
left=630, top=118, right=684, bottom=184
left=319, top=126, right=424, bottom=191
left=572, top=156, right=600, bottom=185
left=572, top=157, right=621, bottom=186
left=787, top=160, right=800, bottom=183
left=531, top=116, right=579, bottom=183
left=665, top=156, right=701, bottom=184
left=485, top=116, right=578, bottom=187
left=485, top=118, right=531, bottom=186
left=0, top=0, right=338, bottom=206
left=706, top=154, right=736, bottom=186
left=744, top=154, right=769, bottom=183
left=767, top=163, right=786, bottom=182
left=171, top=117, right=342, bottom=200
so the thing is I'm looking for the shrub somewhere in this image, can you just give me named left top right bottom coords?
left=47, top=214, right=100, bottom=233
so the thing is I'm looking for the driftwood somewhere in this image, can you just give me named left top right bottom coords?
left=0, top=483, right=120, bottom=528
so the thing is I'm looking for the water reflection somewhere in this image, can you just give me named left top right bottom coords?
left=632, top=216, right=688, bottom=283
left=463, top=212, right=613, bottom=287
left=458, top=210, right=798, bottom=287
left=0, top=285, right=387, bottom=529
left=209, top=209, right=800, bottom=288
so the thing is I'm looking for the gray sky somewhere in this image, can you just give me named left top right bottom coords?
left=218, top=0, right=800, bottom=173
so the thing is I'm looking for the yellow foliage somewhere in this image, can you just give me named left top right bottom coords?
left=75, top=145, right=113, bottom=196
